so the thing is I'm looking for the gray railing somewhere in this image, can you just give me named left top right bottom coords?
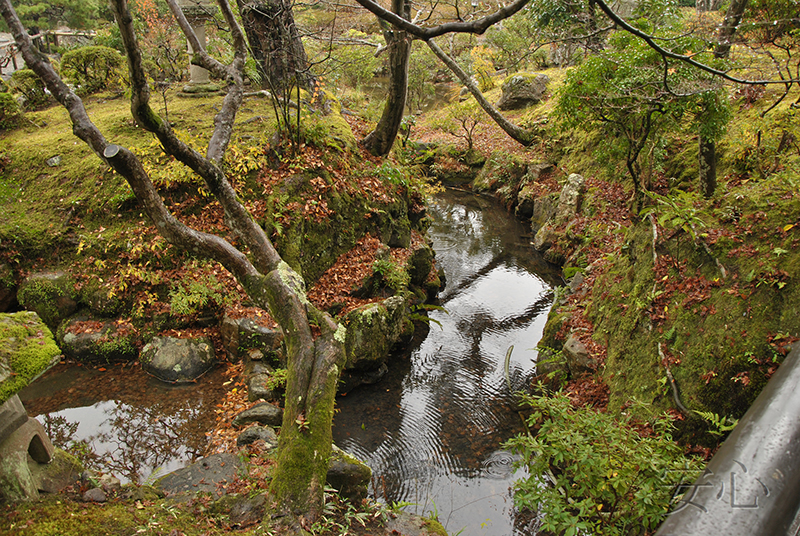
left=656, top=344, right=800, bottom=535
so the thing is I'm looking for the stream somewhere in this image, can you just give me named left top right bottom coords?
left=332, top=188, right=561, bottom=535
left=18, top=188, right=560, bottom=534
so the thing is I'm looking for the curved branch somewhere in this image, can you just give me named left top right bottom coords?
left=592, top=0, right=792, bottom=86
left=427, top=39, right=534, bottom=146
left=164, top=0, right=230, bottom=80
left=110, top=0, right=280, bottom=274
left=351, top=0, right=531, bottom=39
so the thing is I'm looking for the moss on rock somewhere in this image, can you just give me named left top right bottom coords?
left=0, top=311, right=61, bottom=404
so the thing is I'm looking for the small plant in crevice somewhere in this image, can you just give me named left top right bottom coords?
left=371, top=258, right=410, bottom=294
left=169, top=269, right=236, bottom=317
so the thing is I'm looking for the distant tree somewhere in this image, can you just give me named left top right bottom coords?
left=556, top=20, right=729, bottom=205
left=8, top=0, right=102, bottom=34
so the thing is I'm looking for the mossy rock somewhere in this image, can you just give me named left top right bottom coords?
left=472, top=151, right=529, bottom=195
left=17, top=272, right=77, bottom=332
left=58, top=317, right=139, bottom=363
left=343, top=295, right=409, bottom=371
left=0, top=311, right=61, bottom=404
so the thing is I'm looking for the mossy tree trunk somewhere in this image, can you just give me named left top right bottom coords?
left=0, top=0, right=342, bottom=522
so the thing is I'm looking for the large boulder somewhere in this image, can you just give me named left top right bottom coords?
left=59, top=318, right=139, bottom=363
left=17, top=272, right=77, bottom=332
left=140, top=336, right=215, bottom=383
left=497, top=73, right=549, bottom=111
left=555, top=173, right=586, bottom=225
left=340, top=295, right=410, bottom=392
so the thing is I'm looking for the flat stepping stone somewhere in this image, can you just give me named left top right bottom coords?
left=155, top=453, right=242, bottom=497
left=232, top=402, right=283, bottom=428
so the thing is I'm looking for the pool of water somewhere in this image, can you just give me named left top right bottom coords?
left=18, top=361, right=229, bottom=484
left=333, top=189, right=561, bottom=535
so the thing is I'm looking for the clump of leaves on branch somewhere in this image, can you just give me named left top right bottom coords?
left=555, top=12, right=730, bottom=202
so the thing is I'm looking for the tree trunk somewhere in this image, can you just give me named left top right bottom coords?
left=361, top=0, right=410, bottom=156
left=714, top=0, right=749, bottom=59
left=699, top=135, right=716, bottom=198
left=236, top=0, right=314, bottom=95
left=697, top=0, right=748, bottom=198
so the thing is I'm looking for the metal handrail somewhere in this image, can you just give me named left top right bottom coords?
left=656, top=344, right=800, bottom=535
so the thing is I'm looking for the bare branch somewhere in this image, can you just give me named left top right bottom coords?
left=426, top=38, right=533, bottom=146
left=351, top=0, right=531, bottom=39
left=592, top=0, right=796, bottom=86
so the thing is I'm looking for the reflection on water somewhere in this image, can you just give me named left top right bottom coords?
left=333, top=189, right=561, bottom=535
left=19, top=362, right=228, bottom=484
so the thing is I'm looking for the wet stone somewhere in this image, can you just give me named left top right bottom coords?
left=232, top=402, right=283, bottom=428
left=247, top=374, right=278, bottom=402
left=156, top=453, right=243, bottom=498
left=140, top=336, right=215, bottom=383
left=83, top=487, right=107, bottom=503
left=236, top=425, right=278, bottom=449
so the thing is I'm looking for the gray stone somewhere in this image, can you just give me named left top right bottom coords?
left=385, top=512, right=448, bottom=536
left=555, top=173, right=585, bottom=225
left=83, top=487, right=107, bottom=502
left=0, top=395, right=28, bottom=445
left=341, top=296, right=408, bottom=392
left=45, top=155, right=61, bottom=167
left=99, top=473, right=121, bottom=492
left=232, top=402, right=283, bottom=428
left=236, top=425, right=278, bottom=449
left=156, top=453, right=243, bottom=498
left=497, top=73, right=549, bottom=111
left=28, top=448, right=83, bottom=495
left=563, top=332, right=596, bottom=374
left=568, top=272, right=585, bottom=294
left=531, top=193, right=558, bottom=231
left=326, top=445, right=371, bottom=503
left=140, top=336, right=215, bottom=383
left=220, top=314, right=283, bottom=362
left=215, top=493, right=266, bottom=528
left=247, top=373, right=279, bottom=402
left=533, top=222, right=557, bottom=252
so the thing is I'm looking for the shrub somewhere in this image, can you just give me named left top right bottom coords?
left=0, top=92, right=22, bottom=130
left=506, top=392, right=703, bottom=535
left=10, top=69, right=50, bottom=109
left=61, top=45, right=126, bottom=94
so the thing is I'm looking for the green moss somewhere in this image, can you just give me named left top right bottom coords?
left=0, top=311, right=61, bottom=404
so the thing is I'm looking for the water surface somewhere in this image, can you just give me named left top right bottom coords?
left=333, top=189, right=561, bottom=535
